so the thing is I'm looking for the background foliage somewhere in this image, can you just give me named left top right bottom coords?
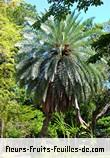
left=0, top=0, right=110, bottom=138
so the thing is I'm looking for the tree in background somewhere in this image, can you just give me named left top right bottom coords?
left=0, top=11, right=21, bottom=137
left=47, top=0, right=103, bottom=18
left=33, top=0, right=103, bottom=28
left=0, top=0, right=44, bottom=138
left=0, top=0, right=38, bottom=25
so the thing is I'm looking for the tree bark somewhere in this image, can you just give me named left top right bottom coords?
left=96, top=104, right=110, bottom=120
left=39, top=113, right=52, bottom=138
left=91, top=112, right=97, bottom=135
left=92, top=104, right=110, bottom=134
left=74, top=96, right=88, bottom=128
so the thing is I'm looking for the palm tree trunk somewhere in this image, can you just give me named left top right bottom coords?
left=39, top=113, right=52, bottom=137
left=91, top=113, right=97, bottom=135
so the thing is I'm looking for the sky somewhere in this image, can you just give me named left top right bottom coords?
left=26, top=0, right=110, bottom=23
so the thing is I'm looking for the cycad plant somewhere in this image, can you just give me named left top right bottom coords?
left=17, top=12, right=105, bottom=137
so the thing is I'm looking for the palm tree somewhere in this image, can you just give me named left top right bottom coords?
left=17, top=12, right=105, bottom=137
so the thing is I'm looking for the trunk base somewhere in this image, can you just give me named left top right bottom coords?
left=39, top=113, right=52, bottom=138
